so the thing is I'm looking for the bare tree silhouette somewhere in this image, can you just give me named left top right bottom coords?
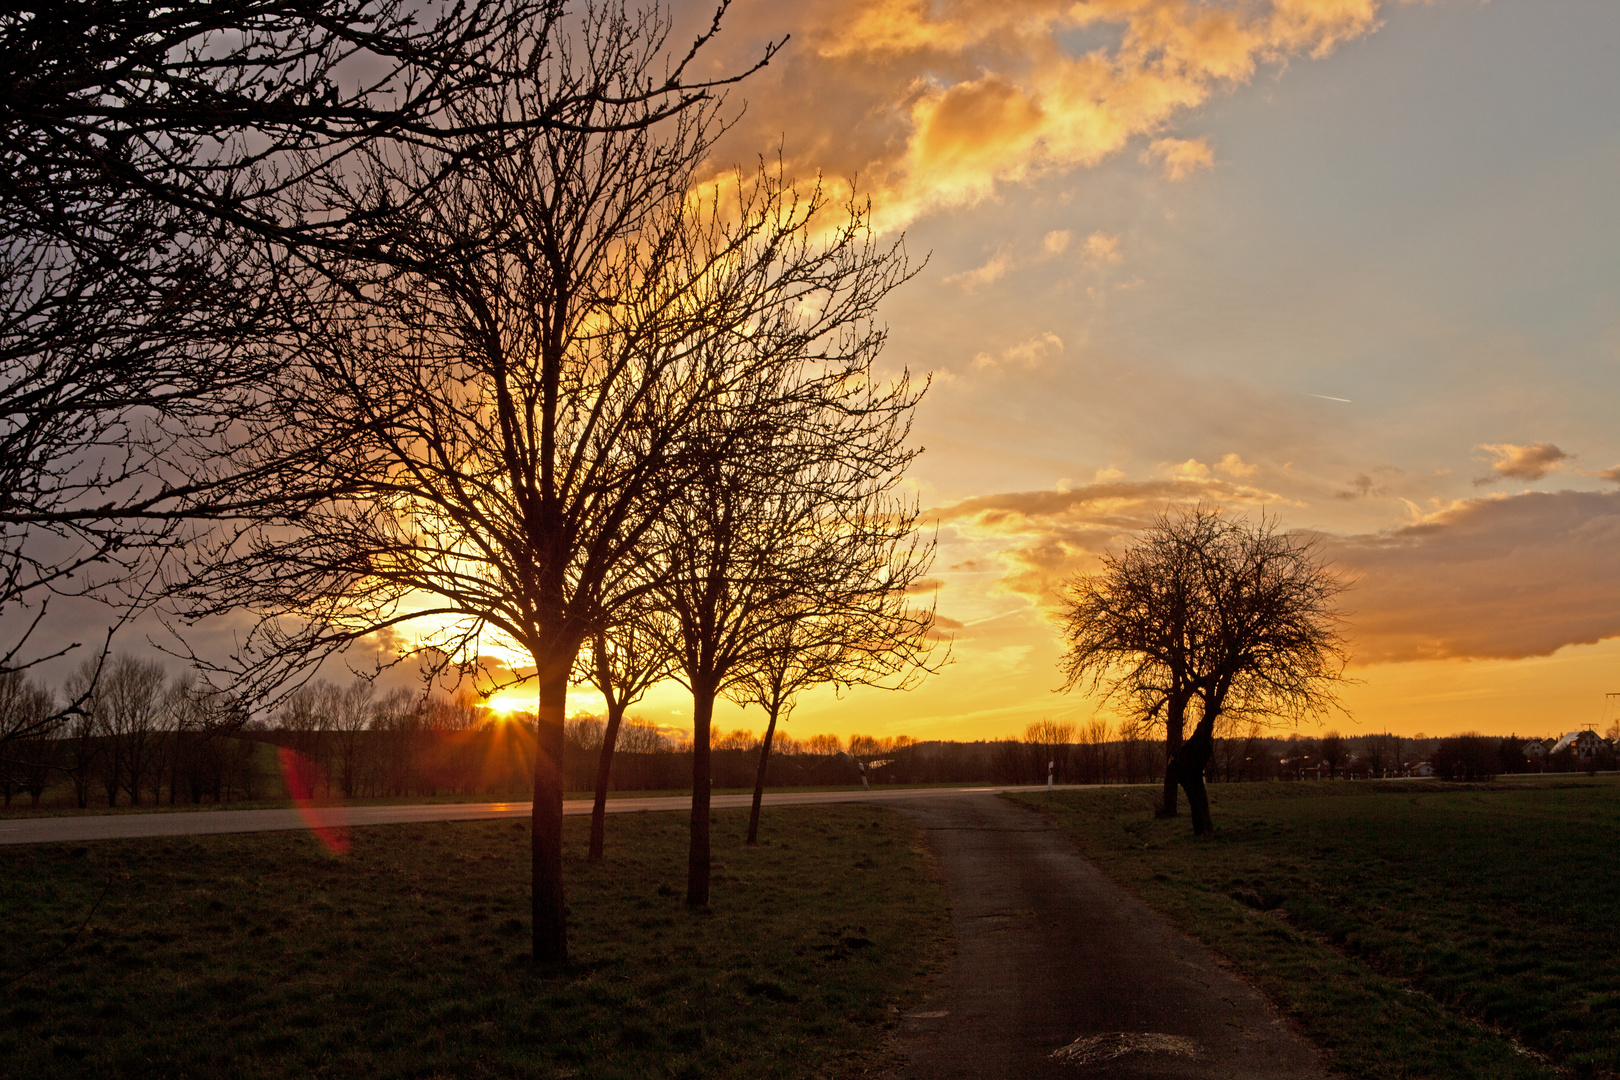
left=173, top=11, right=903, bottom=958
left=1, top=0, right=776, bottom=713
left=728, top=553, right=940, bottom=846
left=655, top=351, right=927, bottom=906
left=577, top=615, right=674, bottom=860
left=1058, top=507, right=1348, bottom=834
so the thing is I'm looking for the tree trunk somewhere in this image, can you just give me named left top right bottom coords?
left=104, top=743, right=121, bottom=808
left=588, top=703, right=626, bottom=861
left=531, top=668, right=569, bottom=965
left=1175, top=718, right=1217, bottom=836
left=687, top=686, right=715, bottom=908
left=1158, top=700, right=1186, bottom=817
left=746, top=705, right=780, bottom=846
left=125, top=741, right=143, bottom=806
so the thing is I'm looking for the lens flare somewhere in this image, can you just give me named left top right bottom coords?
left=277, top=746, right=351, bottom=854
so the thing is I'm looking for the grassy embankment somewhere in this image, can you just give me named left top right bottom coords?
left=1, top=805, right=949, bottom=1079
left=1013, top=778, right=1620, bottom=1080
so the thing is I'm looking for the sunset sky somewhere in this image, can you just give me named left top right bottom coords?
left=29, top=1, right=1615, bottom=746
left=540, top=0, right=1620, bottom=744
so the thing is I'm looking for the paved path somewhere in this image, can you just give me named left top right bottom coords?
left=890, top=794, right=1327, bottom=1080
left=0, top=785, right=1068, bottom=846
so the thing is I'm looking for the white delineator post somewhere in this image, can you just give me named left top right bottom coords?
left=1048, top=760, right=1055, bottom=791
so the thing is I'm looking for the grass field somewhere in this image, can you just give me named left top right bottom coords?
left=1014, top=778, right=1620, bottom=1080
left=1, top=805, right=949, bottom=1079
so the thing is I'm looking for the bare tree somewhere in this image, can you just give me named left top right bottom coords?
left=60, top=665, right=100, bottom=808
left=1074, top=718, right=1112, bottom=784
left=1058, top=509, right=1219, bottom=816
left=100, top=655, right=169, bottom=806
left=276, top=680, right=336, bottom=794
left=1058, top=507, right=1348, bottom=834
left=803, top=733, right=842, bottom=756
left=0, top=670, right=56, bottom=806
left=728, top=617, right=846, bottom=845
left=577, top=616, right=674, bottom=859
left=171, top=9, right=884, bottom=960
left=331, top=680, right=378, bottom=799
left=2, top=0, right=550, bottom=692
left=616, top=717, right=669, bottom=754
left=1319, top=731, right=1346, bottom=778
left=656, top=355, right=927, bottom=905
left=727, top=539, right=938, bottom=845
left=1, top=0, right=775, bottom=714
left=1025, top=718, right=1076, bottom=785
left=167, top=675, right=251, bottom=803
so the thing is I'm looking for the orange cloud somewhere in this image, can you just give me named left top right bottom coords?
left=971, top=330, right=1065, bottom=371
left=1330, top=491, right=1620, bottom=662
left=1214, top=452, right=1258, bottom=477
left=1474, top=442, right=1571, bottom=484
left=944, top=250, right=1013, bottom=291
left=930, top=483, right=1620, bottom=665
left=1142, top=135, right=1216, bottom=179
left=709, top=0, right=1395, bottom=227
left=929, top=475, right=1286, bottom=599
left=1082, top=231, right=1123, bottom=263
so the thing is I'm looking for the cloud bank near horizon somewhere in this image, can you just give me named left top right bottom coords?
left=926, top=484, right=1620, bottom=666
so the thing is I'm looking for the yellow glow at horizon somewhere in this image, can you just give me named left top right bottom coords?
left=484, top=686, right=609, bottom=718
left=383, top=615, right=1620, bottom=744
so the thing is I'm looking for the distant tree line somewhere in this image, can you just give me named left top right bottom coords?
left=0, top=657, right=255, bottom=808
left=10, top=655, right=1610, bottom=813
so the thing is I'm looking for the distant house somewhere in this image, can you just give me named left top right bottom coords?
left=1523, top=740, right=1548, bottom=760
left=1550, top=730, right=1604, bottom=758
left=1412, top=761, right=1435, bottom=777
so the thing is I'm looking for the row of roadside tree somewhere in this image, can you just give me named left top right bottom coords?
left=0, top=0, right=945, bottom=967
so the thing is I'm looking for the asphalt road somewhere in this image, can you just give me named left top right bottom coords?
left=889, top=794, right=1328, bottom=1080
left=0, top=785, right=1067, bottom=845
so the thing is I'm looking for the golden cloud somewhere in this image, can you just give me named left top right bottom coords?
left=1330, top=491, right=1620, bottom=662
left=1142, top=135, right=1216, bottom=179
left=929, top=475, right=1286, bottom=599
left=1082, top=231, right=1123, bottom=263
left=1214, top=452, right=1258, bottom=477
left=971, top=330, right=1065, bottom=371
left=944, top=250, right=1013, bottom=291
left=1474, top=441, right=1571, bottom=484
left=708, top=0, right=1393, bottom=227
left=930, top=484, right=1620, bottom=665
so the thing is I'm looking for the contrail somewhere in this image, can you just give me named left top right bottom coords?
left=1307, top=393, right=1352, bottom=403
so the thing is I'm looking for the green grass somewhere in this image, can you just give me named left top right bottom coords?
left=1012, top=779, right=1620, bottom=1080
left=0, top=806, right=950, bottom=1079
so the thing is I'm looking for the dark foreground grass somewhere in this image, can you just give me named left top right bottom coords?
left=0, top=806, right=949, bottom=1079
left=1013, top=779, right=1620, bottom=1080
